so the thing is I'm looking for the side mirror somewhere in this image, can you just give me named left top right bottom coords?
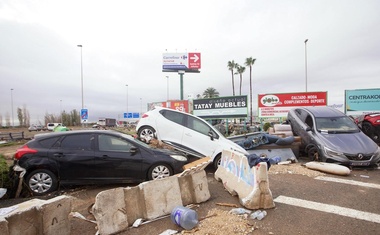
left=208, top=131, right=214, bottom=141
left=130, top=146, right=138, bottom=153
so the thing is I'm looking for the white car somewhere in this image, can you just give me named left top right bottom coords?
left=136, top=107, right=249, bottom=168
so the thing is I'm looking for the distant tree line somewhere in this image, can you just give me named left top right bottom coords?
left=0, top=106, right=81, bottom=128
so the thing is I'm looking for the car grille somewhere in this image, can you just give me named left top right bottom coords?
left=345, top=153, right=372, bottom=161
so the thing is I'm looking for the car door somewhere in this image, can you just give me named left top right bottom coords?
left=48, top=133, right=96, bottom=181
left=181, top=115, right=219, bottom=158
left=155, top=109, right=185, bottom=146
left=93, top=133, right=144, bottom=181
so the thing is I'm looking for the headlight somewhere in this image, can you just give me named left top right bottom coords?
left=323, top=146, right=345, bottom=158
left=170, top=155, right=188, bottom=162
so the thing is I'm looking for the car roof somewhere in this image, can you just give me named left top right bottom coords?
left=34, top=130, right=123, bottom=139
left=300, top=106, right=345, bottom=118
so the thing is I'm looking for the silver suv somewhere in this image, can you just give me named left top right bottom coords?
left=287, top=106, right=380, bottom=166
left=136, top=107, right=248, bottom=168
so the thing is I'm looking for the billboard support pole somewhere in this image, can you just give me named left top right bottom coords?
left=179, top=70, right=185, bottom=100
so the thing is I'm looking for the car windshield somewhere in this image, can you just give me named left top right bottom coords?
left=315, top=116, right=359, bottom=133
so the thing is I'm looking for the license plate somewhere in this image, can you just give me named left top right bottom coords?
left=350, top=162, right=370, bottom=166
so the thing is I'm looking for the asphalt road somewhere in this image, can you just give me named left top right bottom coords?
left=267, top=167, right=380, bottom=235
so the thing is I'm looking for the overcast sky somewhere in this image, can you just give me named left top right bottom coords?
left=1, top=0, right=379, bottom=125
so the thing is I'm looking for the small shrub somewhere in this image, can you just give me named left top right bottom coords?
left=263, top=122, right=272, bottom=132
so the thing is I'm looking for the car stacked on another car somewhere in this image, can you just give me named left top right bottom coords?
left=136, top=106, right=249, bottom=169
left=354, top=112, right=380, bottom=143
left=287, top=106, right=380, bottom=167
left=11, top=130, right=188, bottom=196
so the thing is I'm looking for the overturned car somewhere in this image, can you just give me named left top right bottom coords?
left=287, top=106, right=380, bottom=167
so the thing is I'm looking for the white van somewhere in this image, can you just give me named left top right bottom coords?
left=47, top=123, right=62, bottom=131
left=136, top=107, right=249, bottom=168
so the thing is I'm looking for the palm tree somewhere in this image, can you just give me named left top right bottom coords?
left=227, top=60, right=237, bottom=96
left=203, top=87, right=220, bottom=98
left=235, top=64, right=246, bottom=95
left=245, top=57, right=256, bottom=124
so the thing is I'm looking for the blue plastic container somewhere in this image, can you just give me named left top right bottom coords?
left=170, top=206, right=198, bottom=230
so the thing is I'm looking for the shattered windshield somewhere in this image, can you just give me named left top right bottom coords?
left=315, top=116, right=359, bottom=133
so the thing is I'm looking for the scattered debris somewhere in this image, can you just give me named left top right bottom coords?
left=215, top=202, right=239, bottom=207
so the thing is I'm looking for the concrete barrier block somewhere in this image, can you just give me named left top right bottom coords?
left=142, top=176, right=182, bottom=220
left=92, top=187, right=128, bottom=235
left=38, top=195, right=72, bottom=235
left=179, top=170, right=210, bottom=205
left=215, top=150, right=275, bottom=209
left=124, top=186, right=146, bottom=224
left=0, top=217, right=9, bottom=234
left=4, top=199, right=44, bottom=235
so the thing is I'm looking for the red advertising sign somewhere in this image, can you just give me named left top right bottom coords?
left=188, top=52, right=201, bottom=69
left=148, top=100, right=190, bottom=113
left=258, top=92, right=327, bottom=117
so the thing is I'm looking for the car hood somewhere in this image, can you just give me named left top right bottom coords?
left=317, top=132, right=378, bottom=154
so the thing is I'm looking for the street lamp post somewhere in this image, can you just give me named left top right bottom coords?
left=11, top=88, right=14, bottom=127
left=126, top=84, right=129, bottom=118
left=166, top=76, right=169, bottom=101
left=77, top=45, right=84, bottom=110
left=60, top=100, right=63, bottom=123
left=304, top=39, right=308, bottom=92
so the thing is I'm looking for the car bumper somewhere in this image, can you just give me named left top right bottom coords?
left=323, top=153, right=380, bottom=166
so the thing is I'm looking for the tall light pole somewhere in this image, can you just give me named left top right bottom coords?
left=60, top=100, right=63, bottom=123
left=166, top=76, right=169, bottom=101
left=10, top=88, right=14, bottom=127
left=126, top=84, right=129, bottom=117
left=304, top=39, right=308, bottom=92
left=77, top=45, right=84, bottom=110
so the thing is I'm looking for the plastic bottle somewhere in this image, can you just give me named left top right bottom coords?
left=249, top=210, right=262, bottom=219
left=257, top=210, right=267, bottom=220
left=170, top=206, right=198, bottom=230
left=229, top=208, right=252, bottom=215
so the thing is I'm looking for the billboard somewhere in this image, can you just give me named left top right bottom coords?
left=148, top=100, right=190, bottom=113
left=345, top=88, right=380, bottom=115
left=162, top=52, right=201, bottom=71
left=258, top=92, right=327, bottom=117
left=193, top=95, right=248, bottom=118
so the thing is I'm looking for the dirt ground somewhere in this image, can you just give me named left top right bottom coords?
left=0, top=128, right=325, bottom=234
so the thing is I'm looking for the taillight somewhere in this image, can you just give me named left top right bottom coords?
left=141, top=113, right=149, bottom=118
left=14, top=145, right=38, bottom=160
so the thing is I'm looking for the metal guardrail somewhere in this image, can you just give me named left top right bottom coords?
left=0, top=132, right=25, bottom=141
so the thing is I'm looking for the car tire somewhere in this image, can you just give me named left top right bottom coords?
left=307, top=146, right=322, bottom=161
left=148, top=164, right=173, bottom=180
left=25, top=169, right=58, bottom=196
left=213, top=154, right=222, bottom=169
left=138, top=126, right=156, bottom=143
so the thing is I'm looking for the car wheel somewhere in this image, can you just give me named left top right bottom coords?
left=25, top=169, right=58, bottom=196
left=213, top=154, right=222, bottom=169
left=138, top=126, right=156, bottom=143
left=148, top=164, right=173, bottom=180
left=307, top=146, right=322, bottom=161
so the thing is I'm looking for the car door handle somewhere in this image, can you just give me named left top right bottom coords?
left=53, top=153, right=64, bottom=158
left=185, top=133, right=192, bottom=137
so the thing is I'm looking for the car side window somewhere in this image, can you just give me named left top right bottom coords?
left=39, top=137, right=60, bottom=148
left=60, top=134, right=94, bottom=150
left=187, top=116, right=214, bottom=137
left=98, top=134, right=133, bottom=152
left=305, top=115, right=314, bottom=129
left=161, top=110, right=185, bottom=125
